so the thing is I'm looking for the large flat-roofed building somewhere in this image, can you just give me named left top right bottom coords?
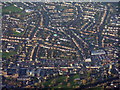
left=91, top=50, right=106, bottom=55
left=85, top=58, right=92, bottom=62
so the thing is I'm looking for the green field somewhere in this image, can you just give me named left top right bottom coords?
left=88, top=87, right=104, bottom=90
left=2, top=5, right=23, bottom=14
left=2, top=51, right=17, bottom=59
left=41, top=74, right=80, bottom=88
left=12, top=31, right=24, bottom=36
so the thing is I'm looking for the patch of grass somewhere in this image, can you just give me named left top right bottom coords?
left=12, top=31, right=24, bottom=36
left=53, top=84, right=67, bottom=88
left=42, top=76, right=66, bottom=87
left=69, top=74, right=79, bottom=81
left=2, top=5, right=23, bottom=14
left=18, top=12, right=30, bottom=15
left=42, top=74, right=81, bottom=88
left=43, top=79, right=53, bottom=87
left=73, top=74, right=79, bottom=79
left=56, top=76, right=66, bottom=83
left=2, top=51, right=17, bottom=59
left=88, top=87, right=103, bottom=90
